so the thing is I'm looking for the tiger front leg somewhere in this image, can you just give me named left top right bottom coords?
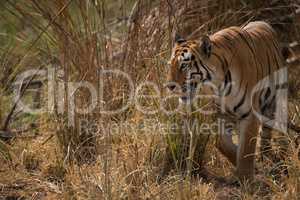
left=236, top=114, right=260, bottom=181
left=216, top=122, right=237, bottom=166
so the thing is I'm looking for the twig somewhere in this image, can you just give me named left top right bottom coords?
left=288, top=121, right=300, bottom=133
left=41, top=134, right=54, bottom=146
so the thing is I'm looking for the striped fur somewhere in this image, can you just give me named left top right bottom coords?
left=166, top=21, right=286, bottom=181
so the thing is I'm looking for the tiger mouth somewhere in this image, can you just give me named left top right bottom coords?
left=180, top=82, right=198, bottom=104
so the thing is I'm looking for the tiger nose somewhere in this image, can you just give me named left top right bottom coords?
left=167, top=84, right=176, bottom=91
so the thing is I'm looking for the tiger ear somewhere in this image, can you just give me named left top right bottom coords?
left=200, top=35, right=212, bottom=58
left=174, top=33, right=186, bottom=45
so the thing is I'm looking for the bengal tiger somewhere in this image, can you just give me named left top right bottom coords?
left=166, top=21, right=288, bottom=181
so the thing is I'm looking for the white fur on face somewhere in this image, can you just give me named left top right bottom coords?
left=178, top=52, right=192, bottom=62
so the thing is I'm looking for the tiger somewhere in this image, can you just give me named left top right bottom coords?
left=166, top=21, right=288, bottom=181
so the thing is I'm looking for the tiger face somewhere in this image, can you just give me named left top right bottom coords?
left=166, top=34, right=213, bottom=104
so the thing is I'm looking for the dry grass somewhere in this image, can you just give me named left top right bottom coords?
left=0, top=0, right=300, bottom=199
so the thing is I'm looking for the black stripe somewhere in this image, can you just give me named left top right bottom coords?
left=237, top=31, right=262, bottom=82
left=237, top=32, right=255, bottom=55
left=261, top=103, right=268, bottom=114
left=265, top=88, right=271, bottom=99
left=222, top=70, right=232, bottom=96
left=259, top=88, right=272, bottom=113
left=239, top=31, right=264, bottom=79
left=198, top=60, right=212, bottom=81
left=221, top=35, right=235, bottom=52
left=205, top=69, right=212, bottom=81
left=258, top=90, right=264, bottom=109
left=194, top=61, right=200, bottom=72
left=271, top=40, right=282, bottom=70
left=238, top=31, right=260, bottom=56
left=239, top=109, right=251, bottom=120
left=233, top=86, right=248, bottom=112
left=225, top=107, right=234, bottom=115
left=222, top=34, right=233, bottom=43
left=261, top=94, right=275, bottom=114
left=223, top=58, right=230, bottom=73
left=199, top=59, right=213, bottom=73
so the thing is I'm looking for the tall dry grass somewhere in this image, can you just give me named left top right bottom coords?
left=0, top=0, right=300, bottom=199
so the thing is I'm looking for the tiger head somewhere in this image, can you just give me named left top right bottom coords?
left=166, top=34, right=213, bottom=104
